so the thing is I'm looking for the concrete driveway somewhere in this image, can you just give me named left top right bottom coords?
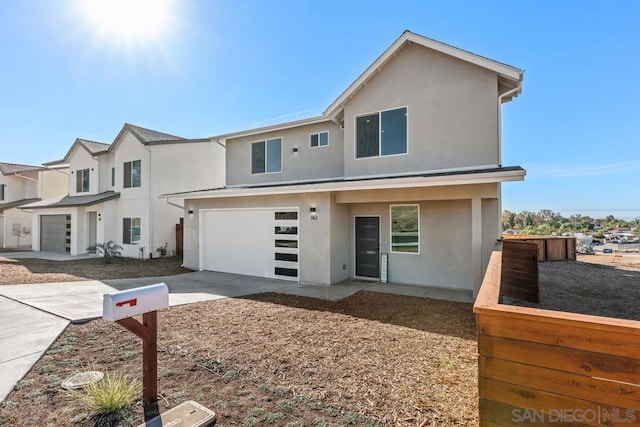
left=0, top=270, right=472, bottom=402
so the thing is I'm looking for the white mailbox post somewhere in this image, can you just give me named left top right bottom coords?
left=104, top=283, right=169, bottom=321
left=103, top=283, right=169, bottom=417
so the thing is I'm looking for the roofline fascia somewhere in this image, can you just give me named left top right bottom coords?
left=209, top=116, right=330, bottom=141
left=323, top=31, right=523, bottom=118
left=162, top=168, right=526, bottom=200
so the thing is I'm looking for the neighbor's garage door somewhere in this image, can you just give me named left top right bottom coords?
left=40, top=214, right=70, bottom=253
left=201, top=208, right=299, bottom=281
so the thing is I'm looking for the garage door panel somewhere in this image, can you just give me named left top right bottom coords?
left=40, top=215, right=70, bottom=253
left=201, top=209, right=299, bottom=281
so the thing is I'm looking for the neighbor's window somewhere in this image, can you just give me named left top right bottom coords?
left=123, top=217, right=141, bottom=244
left=356, top=107, right=407, bottom=158
left=391, top=204, right=419, bottom=253
left=251, top=138, right=282, bottom=174
left=75, top=169, right=90, bottom=193
left=111, top=167, right=115, bottom=187
left=310, top=131, right=329, bottom=148
left=0, top=184, right=5, bottom=201
left=123, top=160, right=141, bottom=188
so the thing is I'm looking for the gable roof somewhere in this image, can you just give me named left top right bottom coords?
left=210, top=116, right=331, bottom=140
left=0, top=162, right=42, bottom=176
left=109, top=123, right=210, bottom=151
left=324, top=30, right=524, bottom=118
left=124, top=123, right=185, bottom=143
left=60, top=138, right=111, bottom=162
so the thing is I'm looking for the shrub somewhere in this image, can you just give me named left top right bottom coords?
left=87, top=241, right=123, bottom=264
left=70, top=371, right=140, bottom=414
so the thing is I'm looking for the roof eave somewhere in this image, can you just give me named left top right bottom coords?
left=323, top=30, right=523, bottom=118
left=210, top=116, right=330, bottom=141
left=163, top=167, right=526, bottom=200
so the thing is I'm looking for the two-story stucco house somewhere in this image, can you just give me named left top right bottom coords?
left=24, top=124, right=225, bottom=257
left=0, top=162, right=68, bottom=249
left=167, top=31, right=526, bottom=297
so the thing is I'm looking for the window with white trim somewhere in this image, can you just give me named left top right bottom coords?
left=390, top=204, right=419, bottom=253
left=75, top=169, right=90, bottom=193
left=0, top=184, right=5, bottom=201
left=310, top=131, right=329, bottom=148
left=356, top=107, right=407, bottom=158
left=251, top=138, right=282, bottom=174
left=123, top=217, right=141, bottom=244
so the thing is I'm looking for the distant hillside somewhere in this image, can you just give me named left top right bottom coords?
left=502, top=209, right=640, bottom=236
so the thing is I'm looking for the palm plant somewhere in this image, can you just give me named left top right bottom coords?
left=87, top=241, right=123, bottom=263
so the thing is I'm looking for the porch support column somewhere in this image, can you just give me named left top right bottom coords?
left=471, top=197, right=482, bottom=297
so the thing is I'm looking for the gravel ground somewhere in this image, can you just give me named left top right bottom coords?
left=0, top=292, right=478, bottom=427
left=505, top=256, right=640, bottom=320
left=0, top=256, right=190, bottom=285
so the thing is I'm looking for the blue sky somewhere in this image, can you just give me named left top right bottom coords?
left=1, top=1, right=638, bottom=219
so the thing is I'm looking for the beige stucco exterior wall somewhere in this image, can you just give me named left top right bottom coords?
left=2, top=207, right=33, bottom=248
left=0, top=172, right=38, bottom=202
left=329, top=194, right=351, bottom=283
left=342, top=42, right=499, bottom=178
left=149, top=141, right=225, bottom=258
left=349, top=199, right=473, bottom=289
left=68, top=146, right=100, bottom=196
left=224, top=121, right=344, bottom=186
left=98, top=153, right=115, bottom=193
left=39, top=168, right=69, bottom=200
left=183, top=192, right=334, bottom=284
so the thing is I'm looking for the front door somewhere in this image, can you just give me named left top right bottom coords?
left=88, top=212, right=97, bottom=249
left=355, top=216, right=380, bottom=278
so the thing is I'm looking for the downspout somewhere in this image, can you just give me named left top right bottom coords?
left=497, top=74, right=523, bottom=167
left=143, top=144, right=153, bottom=258
left=165, top=198, right=184, bottom=210
left=496, top=73, right=524, bottom=235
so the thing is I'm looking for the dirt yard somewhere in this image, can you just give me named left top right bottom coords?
left=0, top=292, right=477, bottom=426
left=0, top=256, right=190, bottom=285
left=505, top=255, right=640, bottom=320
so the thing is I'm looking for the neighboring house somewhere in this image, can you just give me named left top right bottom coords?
left=0, top=162, right=68, bottom=249
left=23, top=124, right=225, bottom=257
left=166, top=31, right=526, bottom=296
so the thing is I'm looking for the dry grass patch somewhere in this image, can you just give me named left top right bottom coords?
left=0, top=256, right=190, bottom=285
left=0, top=291, right=477, bottom=426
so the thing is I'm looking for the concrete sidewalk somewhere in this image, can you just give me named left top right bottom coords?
left=0, top=270, right=472, bottom=402
left=0, top=296, right=68, bottom=402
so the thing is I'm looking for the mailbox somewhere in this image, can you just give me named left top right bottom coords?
left=103, top=283, right=169, bottom=321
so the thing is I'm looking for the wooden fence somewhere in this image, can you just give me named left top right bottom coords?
left=474, top=245, right=640, bottom=426
left=502, top=235, right=576, bottom=261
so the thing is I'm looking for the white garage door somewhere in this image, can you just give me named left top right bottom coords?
left=201, top=208, right=299, bottom=281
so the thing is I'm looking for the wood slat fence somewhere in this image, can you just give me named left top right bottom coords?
left=474, top=242, right=640, bottom=426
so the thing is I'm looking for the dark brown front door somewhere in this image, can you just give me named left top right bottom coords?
left=355, top=216, right=380, bottom=278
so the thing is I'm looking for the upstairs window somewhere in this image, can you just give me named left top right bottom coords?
left=111, top=167, right=115, bottom=187
left=76, top=169, right=90, bottom=193
left=123, top=217, right=141, bottom=244
left=0, top=184, right=5, bottom=201
left=356, top=107, right=407, bottom=158
left=310, top=131, right=329, bottom=148
left=251, top=138, right=282, bottom=174
left=123, top=160, right=141, bottom=188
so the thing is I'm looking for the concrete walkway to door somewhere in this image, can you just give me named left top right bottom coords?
left=0, top=269, right=472, bottom=402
